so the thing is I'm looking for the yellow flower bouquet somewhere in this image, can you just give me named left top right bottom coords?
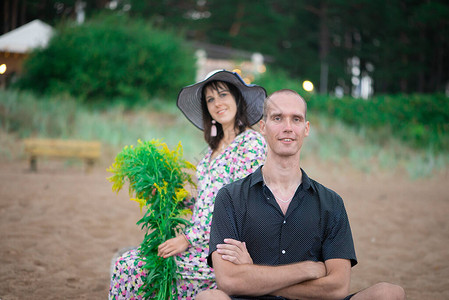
left=108, top=139, right=196, bottom=299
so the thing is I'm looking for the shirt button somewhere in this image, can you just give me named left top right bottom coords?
left=283, top=220, right=286, bottom=224
left=282, top=250, right=286, bottom=254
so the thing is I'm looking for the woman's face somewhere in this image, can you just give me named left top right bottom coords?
left=204, top=82, right=238, bottom=128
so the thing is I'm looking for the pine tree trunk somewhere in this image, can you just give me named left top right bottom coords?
left=3, top=0, right=10, bottom=34
left=319, top=2, right=329, bottom=94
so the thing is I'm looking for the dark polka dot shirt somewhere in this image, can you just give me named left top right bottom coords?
left=208, top=166, right=357, bottom=268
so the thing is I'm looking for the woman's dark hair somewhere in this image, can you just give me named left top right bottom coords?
left=201, top=80, right=250, bottom=150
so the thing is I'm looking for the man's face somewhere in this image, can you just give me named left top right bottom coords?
left=260, top=92, right=310, bottom=158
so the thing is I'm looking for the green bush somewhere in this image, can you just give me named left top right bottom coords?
left=15, top=13, right=196, bottom=104
left=308, top=93, right=449, bottom=151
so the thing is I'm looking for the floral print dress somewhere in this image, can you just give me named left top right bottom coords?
left=109, top=129, right=266, bottom=300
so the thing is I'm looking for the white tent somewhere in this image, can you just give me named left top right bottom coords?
left=0, top=20, right=53, bottom=53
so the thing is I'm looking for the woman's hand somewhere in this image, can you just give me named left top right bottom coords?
left=216, top=238, right=253, bottom=265
left=158, top=235, right=190, bottom=258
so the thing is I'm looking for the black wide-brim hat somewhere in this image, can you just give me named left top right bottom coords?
left=177, top=70, right=267, bottom=130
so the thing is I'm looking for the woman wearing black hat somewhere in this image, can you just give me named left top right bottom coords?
left=109, top=70, right=267, bottom=299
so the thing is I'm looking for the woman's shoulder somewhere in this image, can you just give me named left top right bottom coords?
left=234, top=129, right=266, bottom=152
left=239, top=129, right=264, bottom=142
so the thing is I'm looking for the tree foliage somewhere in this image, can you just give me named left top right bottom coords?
left=4, top=0, right=449, bottom=95
left=15, top=13, right=197, bottom=103
left=124, top=0, right=449, bottom=95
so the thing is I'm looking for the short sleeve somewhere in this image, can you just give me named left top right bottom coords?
left=322, top=198, right=357, bottom=267
left=207, top=187, right=239, bottom=268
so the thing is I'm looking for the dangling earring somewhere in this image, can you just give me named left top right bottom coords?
left=211, top=120, right=217, bottom=137
left=238, top=119, right=244, bottom=127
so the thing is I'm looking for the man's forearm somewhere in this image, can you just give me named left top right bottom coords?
left=212, top=252, right=326, bottom=296
left=272, top=275, right=348, bottom=300
left=271, top=259, right=352, bottom=300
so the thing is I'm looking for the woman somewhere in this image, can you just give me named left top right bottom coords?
left=109, top=70, right=267, bottom=299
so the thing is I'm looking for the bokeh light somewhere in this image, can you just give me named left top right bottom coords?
left=232, top=68, right=242, bottom=75
left=257, top=65, right=266, bottom=73
left=302, top=80, right=314, bottom=92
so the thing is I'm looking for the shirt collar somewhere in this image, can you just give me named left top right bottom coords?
left=250, top=165, right=264, bottom=187
left=300, top=168, right=315, bottom=193
left=251, top=165, right=316, bottom=194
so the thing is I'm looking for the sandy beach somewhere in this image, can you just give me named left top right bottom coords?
left=0, top=157, right=448, bottom=299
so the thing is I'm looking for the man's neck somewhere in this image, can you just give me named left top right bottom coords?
left=262, top=153, right=302, bottom=190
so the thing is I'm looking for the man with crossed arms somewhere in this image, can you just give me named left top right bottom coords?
left=197, top=89, right=406, bottom=300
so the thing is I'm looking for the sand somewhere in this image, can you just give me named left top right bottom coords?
left=0, top=158, right=448, bottom=299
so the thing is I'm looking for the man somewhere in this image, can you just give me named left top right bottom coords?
left=197, top=89, right=406, bottom=300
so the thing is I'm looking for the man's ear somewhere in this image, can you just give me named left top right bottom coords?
left=305, top=121, right=310, bottom=137
left=259, top=120, right=266, bottom=135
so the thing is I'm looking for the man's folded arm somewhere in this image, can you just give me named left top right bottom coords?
left=271, top=258, right=352, bottom=300
left=211, top=251, right=326, bottom=297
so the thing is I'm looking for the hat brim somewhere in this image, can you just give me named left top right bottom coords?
left=177, top=70, right=267, bottom=130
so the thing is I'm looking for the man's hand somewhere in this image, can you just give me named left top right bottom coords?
left=216, top=238, right=253, bottom=265
left=158, top=235, right=190, bottom=258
